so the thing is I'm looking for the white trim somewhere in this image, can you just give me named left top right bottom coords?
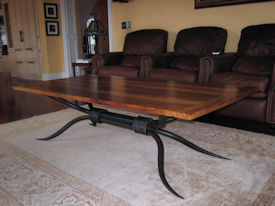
left=60, top=0, right=71, bottom=77
left=42, top=72, right=68, bottom=81
left=107, top=0, right=113, bottom=52
left=60, top=0, right=79, bottom=77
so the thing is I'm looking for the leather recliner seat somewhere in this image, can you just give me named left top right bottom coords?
left=92, top=29, right=168, bottom=79
left=200, top=24, right=275, bottom=124
left=142, top=27, right=227, bottom=83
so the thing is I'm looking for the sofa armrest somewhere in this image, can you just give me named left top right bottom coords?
left=139, top=52, right=174, bottom=79
left=92, top=52, right=123, bottom=74
left=199, top=53, right=237, bottom=83
left=266, top=63, right=275, bottom=124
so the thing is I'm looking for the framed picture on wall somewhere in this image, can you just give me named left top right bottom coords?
left=46, top=21, right=59, bottom=36
left=195, top=0, right=275, bottom=9
left=44, top=3, right=58, bottom=19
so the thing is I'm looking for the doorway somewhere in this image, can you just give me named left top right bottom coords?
left=76, top=0, right=109, bottom=58
left=60, top=0, right=111, bottom=77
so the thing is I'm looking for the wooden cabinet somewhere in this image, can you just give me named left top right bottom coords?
left=25, top=0, right=38, bottom=48
left=10, top=0, right=37, bottom=49
left=6, top=50, right=17, bottom=76
left=14, top=47, right=41, bottom=79
left=0, top=50, right=17, bottom=76
left=0, top=55, right=7, bottom=72
left=3, top=0, right=42, bottom=79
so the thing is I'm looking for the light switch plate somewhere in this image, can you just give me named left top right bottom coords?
left=122, top=21, right=131, bottom=29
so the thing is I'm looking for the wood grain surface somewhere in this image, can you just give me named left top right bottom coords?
left=0, top=72, right=66, bottom=124
left=12, top=75, right=257, bottom=120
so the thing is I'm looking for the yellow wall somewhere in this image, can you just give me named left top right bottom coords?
left=111, top=0, right=275, bottom=52
left=37, top=0, right=65, bottom=74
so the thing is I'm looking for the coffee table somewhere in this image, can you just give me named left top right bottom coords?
left=12, top=75, right=256, bottom=198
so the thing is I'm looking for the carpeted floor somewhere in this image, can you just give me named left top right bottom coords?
left=0, top=105, right=274, bottom=206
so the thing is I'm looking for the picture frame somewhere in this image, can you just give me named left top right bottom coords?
left=46, top=21, right=59, bottom=36
left=44, top=3, right=58, bottom=19
left=195, top=0, right=275, bottom=9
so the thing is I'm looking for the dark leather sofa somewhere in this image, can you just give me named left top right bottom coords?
left=92, top=29, right=168, bottom=79
left=141, top=27, right=227, bottom=83
left=200, top=24, right=275, bottom=126
left=91, top=24, right=275, bottom=127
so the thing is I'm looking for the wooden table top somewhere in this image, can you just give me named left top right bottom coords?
left=12, top=75, right=257, bottom=120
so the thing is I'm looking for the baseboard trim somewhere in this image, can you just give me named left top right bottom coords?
left=42, top=72, right=70, bottom=81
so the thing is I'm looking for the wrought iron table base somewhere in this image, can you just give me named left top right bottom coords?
left=38, top=97, right=230, bottom=199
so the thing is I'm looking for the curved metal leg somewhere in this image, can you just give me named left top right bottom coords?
left=164, top=117, right=177, bottom=124
left=158, top=116, right=177, bottom=128
left=49, top=97, right=90, bottom=114
left=158, top=129, right=230, bottom=160
left=37, top=115, right=90, bottom=140
left=148, top=130, right=184, bottom=199
left=38, top=96, right=229, bottom=198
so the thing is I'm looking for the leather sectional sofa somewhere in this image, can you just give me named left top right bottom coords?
left=92, top=24, right=275, bottom=127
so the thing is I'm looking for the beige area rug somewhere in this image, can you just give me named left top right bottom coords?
left=0, top=105, right=274, bottom=206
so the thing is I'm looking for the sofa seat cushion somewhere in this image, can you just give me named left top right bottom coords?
left=150, top=68, right=197, bottom=83
left=232, top=57, right=274, bottom=75
left=209, top=72, right=270, bottom=98
left=169, top=56, right=200, bottom=71
left=214, top=98, right=266, bottom=122
left=120, top=55, right=142, bottom=67
left=98, top=66, right=139, bottom=78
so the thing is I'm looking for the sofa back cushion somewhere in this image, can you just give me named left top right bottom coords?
left=238, top=24, right=275, bottom=57
left=123, top=29, right=168, bottom=55
left=232, top=57, right=274, bottom=75
left=174, top=27, right=227, bottom=56
left=169, top=56, right=200, bottom=71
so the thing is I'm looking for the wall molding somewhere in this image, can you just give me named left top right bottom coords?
left=42, top=70, right=86, bottom=80
left=60, top=0, right=71, bottom=77
left=42, top=72, right=69, bottom=81
left=107, top=0, right=113, bottom=52
left=60, top=0, right=79, bottom=78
